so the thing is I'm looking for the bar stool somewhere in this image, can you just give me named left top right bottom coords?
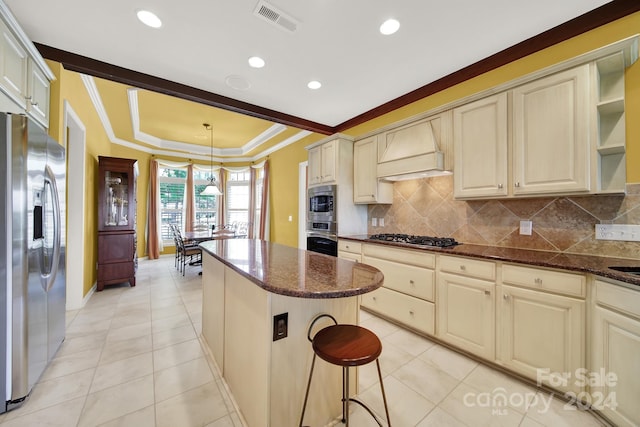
left=299, top=314, right=391, bottom=427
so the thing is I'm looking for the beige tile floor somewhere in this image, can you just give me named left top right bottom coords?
left=0, top=256, right=607, bottom=427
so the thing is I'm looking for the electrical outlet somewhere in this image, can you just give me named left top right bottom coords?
left=371, top=218, right=378, bottom=227
left=595, top=224, right=640, bottom=242
left=519, top=220, right=532, bottom=236
left=273, top=313, right=288, bottom=341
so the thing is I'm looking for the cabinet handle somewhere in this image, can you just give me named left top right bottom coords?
left=515, top=182, right=520, bottom=187
left=503, top=294, right=510, bottom=300
left=459, top=265, right=466, bottom=271
left=484, top=290, right=491, bottom=296
left=534, top=278, right=542, bottom=285
left=345, top=245, right=349, bottom=249
left=498, top=184, right=503, bottom=189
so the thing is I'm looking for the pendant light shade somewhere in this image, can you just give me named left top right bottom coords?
left=200, top=123, right=223, bottom=196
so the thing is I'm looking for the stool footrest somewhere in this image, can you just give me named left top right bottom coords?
left=345, top=398, right=384, bottom=427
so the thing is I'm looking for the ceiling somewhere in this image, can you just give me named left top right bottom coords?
left=3, top=0, right=619, bottom=161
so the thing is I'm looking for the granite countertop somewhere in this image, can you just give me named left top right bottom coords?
left=340, top=235, right=640, bottom=288
left=199, top=239, right=384, bottom=298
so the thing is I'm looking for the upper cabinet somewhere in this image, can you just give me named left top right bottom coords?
left=453, top=36, right=637, bottom=199
left=308, top=139, right=338, bottom=186
left=453, top=93, right=508, bottom=198
left=353, top=136, right=393, bottom=204
left=511, top=65, right=590, bottom=195
left=0, top=5, right=54, bottom=128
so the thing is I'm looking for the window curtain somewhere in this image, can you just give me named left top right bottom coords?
left=184, top=164, right=195, bottom=232
left=248, top=167, right=257, bottom=239
left=146, top=159, right=163, bottom=259
left=259, top=160, right=270, bottom=240
left=218, top=168, right=227, bottom=226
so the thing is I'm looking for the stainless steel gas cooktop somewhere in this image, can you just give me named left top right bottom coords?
left=368, top=233, right=460, bottom=248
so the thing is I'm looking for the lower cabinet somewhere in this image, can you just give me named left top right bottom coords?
left=437, top=272, right=495, bottom=359
left=362, top=287, right=435, bottom=335
left=497, top=284, right=585, bottom=394
left=337, top=240, right=362, bottom=262
left=591, top=279, right=640, bottom=427
left=361, top=244, right=435, bottom=334
left=97, top=230, right=136, bottom=291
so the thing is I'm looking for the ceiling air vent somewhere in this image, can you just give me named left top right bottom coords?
left=253, top=0, right=299, bottom=33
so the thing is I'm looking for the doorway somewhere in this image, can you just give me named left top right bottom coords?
left=64, top=101, right=87, bottom=310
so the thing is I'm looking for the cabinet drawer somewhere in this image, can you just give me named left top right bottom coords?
left=338, top=240, right=362, bottom=254
left=363, top=244, right=435, bottom=268
left=502, top=264, right=585, bottom=298
left=338, top=251, right=361, bottom=263
left=594, top=279, right=640, bottom=319
left=97, top=261, right=135, bottom=281
left=362, top=255, right=434, bottom=301
left=361, top=287, right=434, bottom=335
left=439, top=255, right=495, bottom=281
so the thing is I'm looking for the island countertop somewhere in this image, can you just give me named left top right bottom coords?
left=199, top=239, right=383, bottom=298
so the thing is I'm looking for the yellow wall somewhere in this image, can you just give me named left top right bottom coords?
left=46, top=11, right=640, bottom=296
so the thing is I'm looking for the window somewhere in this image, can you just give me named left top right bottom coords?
left=194, top=169, right=218, bottom=227
left=226, top=171, right=251, bottom=225
left=158, top=166, right=186, bottom=241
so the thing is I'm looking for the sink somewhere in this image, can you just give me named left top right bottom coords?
left=608, top=266, right=640, bottom=276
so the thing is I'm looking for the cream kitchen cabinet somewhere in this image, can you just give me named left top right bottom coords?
left=453, top=92, right=508, bottom=198
left=512, top=65, right=590, bottom=195
left=337, top=239, right=361, bottom=263
left=498, top=264, right=586, bottom=394
left=591, top=278, right=640, bottom=427
left=361, top=244, right=436, bottom=335
left=308, top=139, right=337, bottom=186
left=353, top=136, right=393, bottom=204
left=0, top=15, right=52, bottom=127
left=437, top=255, right=496, bottom=359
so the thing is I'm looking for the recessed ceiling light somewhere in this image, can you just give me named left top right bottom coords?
left=248, top=56, right=265, bottom=68
left=137, top=10, right=162, bottom=28
left=380, top=18, right=400, bottom=35
left=307, top=80, right=322, bottom=90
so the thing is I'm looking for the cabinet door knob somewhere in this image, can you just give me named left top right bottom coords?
left=409, top=279, right=415, bottom=285
left=515, top=182, right=520, bottom=187
left=459, top=265, right=466, bottom=271
left=534, top=278, right=542, bottom=284
left=484, top=290, right=491, bottom=296
left=372, top=296, right=377, bottom=301
left=498, top=184, right=503, bottom=189
left=503, top=294, right=510, bottom=300
left=409, top=310, right=414, bottom=316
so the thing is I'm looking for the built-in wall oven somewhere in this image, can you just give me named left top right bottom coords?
left=306, top=231, right=337, bottom=256
left=306, top=185, right=338, bottom=256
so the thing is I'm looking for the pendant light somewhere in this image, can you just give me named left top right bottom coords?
left=200, top=123, right=223, bottom=196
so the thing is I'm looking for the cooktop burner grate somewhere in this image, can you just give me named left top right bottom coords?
left=368, top=233, right=460, bottom=248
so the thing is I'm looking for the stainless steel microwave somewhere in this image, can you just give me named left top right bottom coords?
left=308, top=185, right=336, bottom=222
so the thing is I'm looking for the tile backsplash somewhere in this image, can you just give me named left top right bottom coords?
left=368, top=175, right=640, bottom=260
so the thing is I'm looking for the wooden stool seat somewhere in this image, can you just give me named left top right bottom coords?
left=313, top=325, right=382, bottom=367
left=299, top=316, right=391, bottom=427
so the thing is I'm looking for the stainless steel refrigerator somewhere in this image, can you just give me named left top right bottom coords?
left=0, top=112, right=66, bottom=413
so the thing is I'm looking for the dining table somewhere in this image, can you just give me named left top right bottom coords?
left=182, top=229, right=240, bottom=243
left=182, top=229, right=242, bottom=274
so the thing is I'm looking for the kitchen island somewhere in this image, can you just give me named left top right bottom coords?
left=199, top=239, right=383, bottom=427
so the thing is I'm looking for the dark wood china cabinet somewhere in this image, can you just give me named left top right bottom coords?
left=97, top=156, right=138, bottom=291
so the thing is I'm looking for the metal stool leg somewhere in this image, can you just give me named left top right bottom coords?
left=299, top=353, right=317, bottom=427
left=343, top=366, right=349, bottom=426
left=376, top=359, right=391, bottom=426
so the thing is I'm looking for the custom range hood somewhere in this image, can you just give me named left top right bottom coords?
left=377, top=119, right=451, bottom=181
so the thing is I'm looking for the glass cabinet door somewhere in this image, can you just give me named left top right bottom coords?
left=104, top=171, right=130, bottom=227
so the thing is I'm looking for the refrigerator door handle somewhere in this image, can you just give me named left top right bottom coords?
left=41, top=165, right=61, bottom=292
